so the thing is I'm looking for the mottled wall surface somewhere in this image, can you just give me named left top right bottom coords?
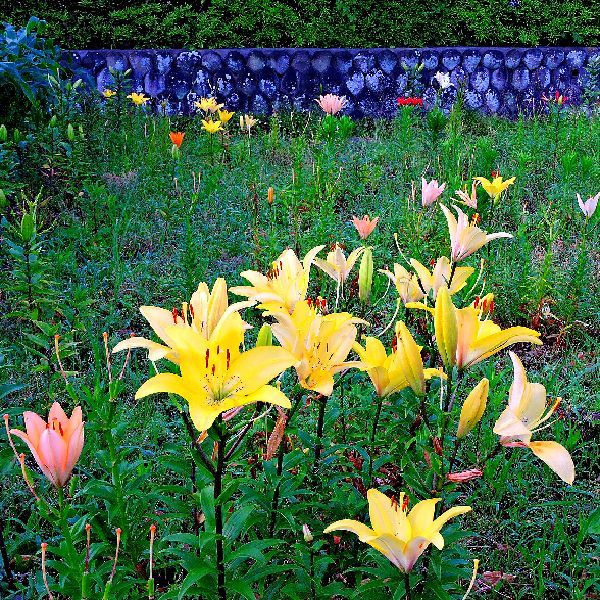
left=64, top=47, right=598, bottom=117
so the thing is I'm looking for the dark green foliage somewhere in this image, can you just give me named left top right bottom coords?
left=0, top=17, right=60, bottom=123
left=1, top=0, right=599, bottom=49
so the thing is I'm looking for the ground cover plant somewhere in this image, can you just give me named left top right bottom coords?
left=0, top=40, right=599, bottom=600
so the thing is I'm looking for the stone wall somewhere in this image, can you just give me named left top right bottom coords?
left=64, top=47, right=598, bottom=118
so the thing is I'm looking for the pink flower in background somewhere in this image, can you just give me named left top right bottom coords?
left=421, top=178, right=446, bottom=206
left=351, top=215, right=379, bottom=239
left=9, top=402, right=85, bottom=488
left=577, top=192, right=599, bottom=218
left=316, top=94, right=348, bottom=115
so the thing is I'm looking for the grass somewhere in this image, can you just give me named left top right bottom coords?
left=0, top=96, right=599, bottom=599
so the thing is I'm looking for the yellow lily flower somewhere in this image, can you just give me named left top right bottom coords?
left=127, top=92, right=150, bottom=106
left=134, top=319, right=296, bottom=432
left=112, top=278, right=253, bottom=363
left=379, top=263, right=425, bottom=304
left=457, top=378, right=489, bottom=438
left=313, top=243, right=365, bottom=285
left=493, top=352, right=575, bottom=484
left=217, top=109, right=234, bottom=123
left=440, top=204, right=512, bottom=262
left=102, top=89, right=116, bottom=99
left=202, top=119, right=223, bottom=134
left=473, top=175, right=515, bottom=199
left=268, top=300, right=362, bottom=396
left=231, top=246, right=325, bottom=314
left=409, top=256, right=474, bottom=298
left=407, top=286, right=542, bottom=370
left=324, top=489, right=471, bottom=573
left=195, top=97, right=223, bottom=113
left=353, top=321, right=444, bottom=398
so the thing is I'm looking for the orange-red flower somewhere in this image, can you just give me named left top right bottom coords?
left=169, top=132, right=185, bottom=148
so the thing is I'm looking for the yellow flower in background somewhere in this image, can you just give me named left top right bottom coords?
left=313, top=243, right=365, bottom=285
left=202, top=119, right=223, bottom=134
left=195, top=97, right=223, bottom=113
left=457, top=378, right=489, bottom=438
left=268, top=300, right=363, bottom=396
left=440, top=204, right=512, bottom=262
left=113, top=278, right=253, bottom=363
left=409, top=256, right=474, bottom=298
left=407, top=286, right=542, bottom=370
left=127, top=92, right=150, bottom=106
left=324, top=489, right=471, bottom=573
left=102, top=89, right=116, bottom=99
left=217, top=109, right=234, bottom=123
left=493, top=352, right=575, bottom=484
left=353, top=321, right=444, bottom=398
left=379, top=263, right=425, bottom=305
left=231, top=246, right=324, bottom=314
left=474, top=175, right=515, bottom=199
left=240, top=114, right=258, bottom=133
left=133, top=316, right=296, bottom=432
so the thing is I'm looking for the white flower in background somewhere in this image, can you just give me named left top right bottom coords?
left=433, top=71, right=453, bottom=89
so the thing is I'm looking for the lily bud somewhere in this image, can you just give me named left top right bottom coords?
left=457, top=378, right=489, bottom=438
left=267, top=186, right=274, bottom=205
left=67, top=123, right=74, bottom=141
left=171, top=144, right=181, bottom=160
left=0, top=189, right=7, bottom=208
left=302, top=524, right=313, bottom=542
left=20, top=212, right=34, bottom=242
left=256, top=323, right=273, bottom=347
left=13, top=128, right=21, bottom=143
left=0, top=124, right=6, bottom=143
left=358, top=247, right=373, bottom=304
left=434, top=286, right=458, bottom=369
left=49, top=115, right=57, bottom=128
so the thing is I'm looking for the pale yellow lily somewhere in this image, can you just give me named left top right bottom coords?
left=268, top=300, right=362, bottom=396
left=112, top=279, right=253, bottom=364
left=324, top=489, right=471, bottom=572
left=313, top=244, right=365, bottom=285
left=473, top=175, right=515, bottom=199
left=353, top=321, right=444, bottom=398
left=493, top=352, right=575, bottom=484
left=134, top=322, right=296, bottom=432
left=195, top=97, right=223, bottom=113
left=379, top=263, right=424, bottom=304
left=407, top=286, right=541, bottom=370
left=409, top=257, right=474, bottom=298
left=440, top=204, right=512, bottom=261
left=454, top=180, right=480, bottom=209
left=231, top=246, right=324, bottom=314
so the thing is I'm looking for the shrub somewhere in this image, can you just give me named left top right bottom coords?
left=1, top=0, right=598, bottom=49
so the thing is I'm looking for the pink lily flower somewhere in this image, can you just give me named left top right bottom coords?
left=422, top=178, right=446, bottom=207
left=9, top=402, right=84, bottom=488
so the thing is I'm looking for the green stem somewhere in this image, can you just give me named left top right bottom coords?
left=368, top=394, right=384, bottom=487
left=313, top=396, right=328, bottom=470
left=105, top=422, right=126, bottom=531
left=57, top=486, right=79, bottom=568
left=214, top=422, right=227, bottom=600
left=404, top=571, right=412, bottom=599
left=268, top=390, right=304, bottom=536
